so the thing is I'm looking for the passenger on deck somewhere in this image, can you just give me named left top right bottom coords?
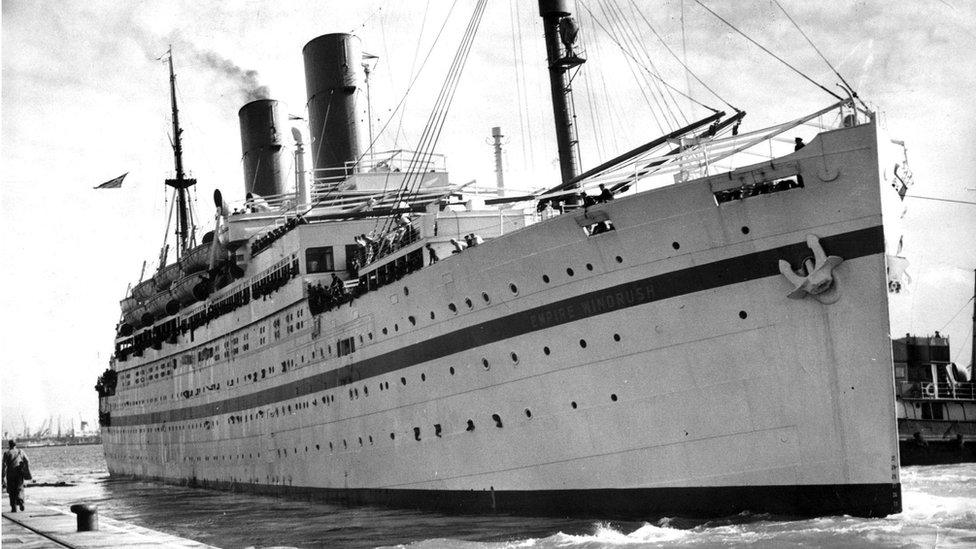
left=450, top=238, right=467, bottom=254
left=426, top=243, right=439, bottom=264
left=794, top=137, right=805, bottom=151
left=471, top=234, right=484, bottom=246
left=330, top=273, right=345, bottom=296
left=597, top=184, right=614, bottom=203
left=580, top=192, right=596, bottom=209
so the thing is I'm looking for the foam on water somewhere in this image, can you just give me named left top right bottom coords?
left=20, top=446, right=976, bottom=548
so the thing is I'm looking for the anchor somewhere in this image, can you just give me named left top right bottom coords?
left=778, top=235, right=844, bottom=303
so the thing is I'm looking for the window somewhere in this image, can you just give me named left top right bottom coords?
left=345, top=244, right=361, bottom=272
left=305, top=246, right=334, bottom=273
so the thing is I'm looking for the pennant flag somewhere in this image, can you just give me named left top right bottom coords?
left=94, top=172, right=128, bottom=189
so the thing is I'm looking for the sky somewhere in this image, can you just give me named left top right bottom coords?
left=2, top=0, right=974, bottom=436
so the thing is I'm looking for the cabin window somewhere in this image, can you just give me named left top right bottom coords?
left=305, top=246, right=335, bottom=273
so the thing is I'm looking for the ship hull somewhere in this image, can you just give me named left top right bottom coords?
left=109, top=474, right=899, bottom=518
left=101, top=121, right=902, bottom=520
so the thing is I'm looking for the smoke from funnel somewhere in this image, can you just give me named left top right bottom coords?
left=195, top=50, right=271, bottom=102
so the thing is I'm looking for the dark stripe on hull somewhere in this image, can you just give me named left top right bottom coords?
left=112, top=473, right=902, bottom=519
left=112, top=225, right=885, bottom=427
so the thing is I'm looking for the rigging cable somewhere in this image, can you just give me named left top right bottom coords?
left=574, top=0, right=607, bottom=160
left=587, top=0, right=664, bottom=132
left=618, top=0, right=689, bottom=125
left=693, top=0, right=844, bottom=101
left=509, top=0, right=531, bottom=170
left=771, top=0, right=868, bottom=110
left=385, top=0, right=488, bottom=233
left=628, top=0, right=738, bottom=112
left=581, top=0, right=721, bottom=115
left=595, top=0, right=675, bottom=130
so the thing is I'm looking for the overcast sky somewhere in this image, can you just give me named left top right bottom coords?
left=2, top=0, right=974, bottom=436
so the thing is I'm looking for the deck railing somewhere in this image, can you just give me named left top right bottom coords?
left=899, top=381, right=976, bottom=400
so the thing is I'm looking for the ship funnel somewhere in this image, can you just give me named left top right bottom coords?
left=303, top=33, right=364, bottom=178
left=239, top=99, right=289, bottom=198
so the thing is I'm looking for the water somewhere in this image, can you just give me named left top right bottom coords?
left=20, top=444, right=976, bottom=548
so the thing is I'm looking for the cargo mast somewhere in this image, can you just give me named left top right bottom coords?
left=164, top=48, right=197, bottom=260
left=538, top=0, right=585, bottom=197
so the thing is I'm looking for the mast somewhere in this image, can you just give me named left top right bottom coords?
left=491, top=126, right=505, bottom=197
left=538, top=0, right=585, bottom=197
left=971, top=268, right=975, bottom=371
left=164, top=47, right=197, bottom=261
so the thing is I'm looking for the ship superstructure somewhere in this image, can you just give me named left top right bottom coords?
left=98, top=1, right=904, bottom=518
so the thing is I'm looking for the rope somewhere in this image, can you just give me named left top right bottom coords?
left=693, top=0, right=844, bottom=101
left=509, top=0, right=531, bottom=169
left=580, top=0, right=721, bottom=116
left=940, top=296, right=975, bottom=333
left=907, top=195, right=976, bottom=206
left=772, top=0, right=866, bottom=109
left=384, top=0, right=488, bottom=233
left=628, top=0, right=738, bottom=112
left=595, top=0, right=677, bottom=129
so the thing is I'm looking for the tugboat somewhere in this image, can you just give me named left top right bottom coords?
left=893, top=273, right=976, bottom=465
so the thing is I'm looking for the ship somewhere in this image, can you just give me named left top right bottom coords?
left=892, top=328, right=976, bottom=465
left=96, top=1, right=905, bottom=519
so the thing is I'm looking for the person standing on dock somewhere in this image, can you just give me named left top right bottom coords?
left=2, top=440, right=29, bottom=512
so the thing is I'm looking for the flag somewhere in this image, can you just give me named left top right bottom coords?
left=94, top=172, right=127, bottom=189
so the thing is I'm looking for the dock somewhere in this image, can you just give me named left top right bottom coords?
left=2, top=503, right=217, bottom=548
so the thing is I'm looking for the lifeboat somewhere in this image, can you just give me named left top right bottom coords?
left=166, top=271, right=211, bottom=315
left=179, top=240, right=218, bottom=274
left=142, top=289, right=172, bottom=325
left=153, top=262, right=182, bottom=291
left=130, top=279, right=156, bottom=301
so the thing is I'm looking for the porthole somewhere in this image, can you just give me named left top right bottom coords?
left=382, top=327, right=388, bottom=335
left=465, top=298, right=473, bottom=309
left=482, top=358, right=490, bottom=370
left=586, top=263, right=593, bottom=271
left=571, top=401, right=578, bottom=409
left=404, top=286, right=410, bottom=296
left=390, top=432, right=396, bottom=440
left=482, top=292, right=490, bottom=303
left=741, top=226, right=750, bottom=235
left=524, top=409, right=532, bottom=418
left=394, top=323, right=399, bottom=332
left=509, top=283, right=518, bottom=294
left=510, top=352, right=519, bottom=364
left=408, top=316, right=416, bottom=326
left=566, top=267, right=575, bottom=277
left=449, top=303, right=457, bottom=313
left=421, top=373, right=427, bottom=381
left=613, top=333, right=621, bottom=342
left=615, top=256, right=623, bottom=263
left=542, top=274, right=550, bottom=283
left=430, top=311, right=436, bottom=320
left=543, top=346, right=551, bottom=355
left=579, top=339, right=587, bottom=348
left=610, top=393, right=618, bottom=402
left=368, top=332, right=373, bottom=340
left=739, top=310, right=748, bottom=319
left=400, top=377, right=407, bottom=385
left=449, top=366, right=455, bottom=375
left=491, top=414, right=503, bottom=428
left=672, top=242, right=680, bottom=250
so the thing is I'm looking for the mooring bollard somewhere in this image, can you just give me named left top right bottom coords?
left=69, top=503, right=98, bottom=532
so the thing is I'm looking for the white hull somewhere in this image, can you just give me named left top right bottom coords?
left=101, top=122, right=901, bottom=517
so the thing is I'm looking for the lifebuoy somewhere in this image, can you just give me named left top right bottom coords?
left=921, top=382, right=936, bottom=397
